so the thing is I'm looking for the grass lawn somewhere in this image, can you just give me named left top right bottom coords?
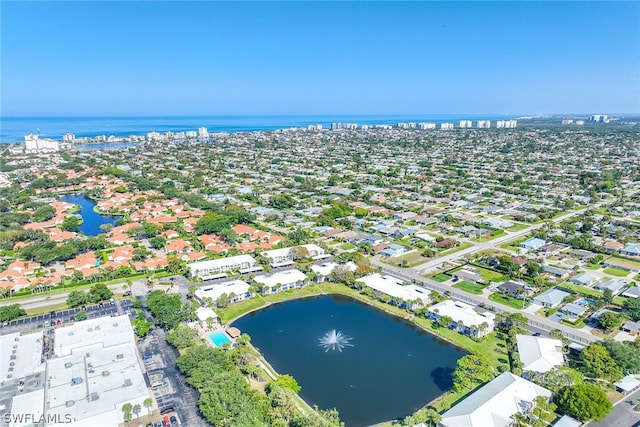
left=431, top=273, right=450, bottom=282
left=474, top=266, right=505, bottom=284
left=26, top=303, right=68, bottom=316
left=610, top=256, right=640, bottom=268
left=438, top=241, right=473, bottom=256
left=472, top=230, right=505, bottom=243
left=559, top=282, right=603, bottom=298
left=340, top=243, right=356, bottom=250
left=453, top=281, right=485, bottom=295
left=489, top=293, right=530, bottom=309
left=217, top=298, right=266, bottom=323
left=388, top=251, right=429, bottom=268
left=603, top=267, right=630, bottom=277
left=508, top=223, right=529, bottom=232
left=263, top=286, right=322, bottom=304
left=499, top=236, right=529, bottom=250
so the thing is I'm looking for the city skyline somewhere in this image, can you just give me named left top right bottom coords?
left=1, top=1, right=639, bottom=116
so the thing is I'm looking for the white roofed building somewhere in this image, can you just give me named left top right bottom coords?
left=516, top=334, right=564, bottom=373
left=187, top=255, right=257, bottom=279
left=194, top=279, right=252, bottom=306
left=440, top=372, right=551, bottom=427
left=254, top=269, right=307, bottom=294
left=262, top=244, right=325, bottom=266
left=311, top=261, right=357, bottom=280
left=427, top=300, right=495, bottom=337
left=358, top=273, right=431, bottom=310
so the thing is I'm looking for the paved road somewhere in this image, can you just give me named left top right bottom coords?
left=0, top=282, right=128, bottom=310
left=373, top=260, right=598, bottom=344
left=588, top=387, right=640, bottom=427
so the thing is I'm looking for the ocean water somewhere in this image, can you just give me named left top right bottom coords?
left=0, top=114, right=512, bottom=143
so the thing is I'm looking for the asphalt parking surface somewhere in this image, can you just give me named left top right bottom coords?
left=139, top=327, right=208, bottom=426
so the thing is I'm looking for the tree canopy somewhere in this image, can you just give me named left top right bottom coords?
left=555, top=383, right=612, bottom=422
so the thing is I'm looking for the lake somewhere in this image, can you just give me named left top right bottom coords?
left=60, top=194, right=120, bottom=236
left=232, top=294, right=465, bottom=426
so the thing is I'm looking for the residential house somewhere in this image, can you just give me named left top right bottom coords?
left=519, top=238, right=546, bottom=251
left=194, top=279, right=252, bottom=306
left=435, top=238, right=457, bottom=249
left=310, top=262, right=357, bottom=281
left=621, top=320, right=640, bottom=336
left=262, top=244, right=325, bottom=266
left=452, top=268, right=483, bottom=284
left=253, top=269, right=307, bottom=294
left=621, top=287, right=640, bottom=299
left=531, top=288, right=570, bottom=308
left=379, top=244, right=409, bottom=257
left=621, top=244, right=640, bottom=258
left=427, top=300, right=495, bottom=338
left=542, top=265, right=570, bottom=280
left=516, top=335, right=564, bottom=373
left=499, top=281, right=537, bottom=298
left=440, top=372, right=551, bottom=427
left=560, top=302, right=589, bottom=321
left=602, top=258, right=640, bottom=273
left=187, top=255, right=257, bottom=280
left=569, top=272, right=600, bottom=287
left=358, top=273, right=431, bottom=310
left=594, top=279, right=626, bottom=294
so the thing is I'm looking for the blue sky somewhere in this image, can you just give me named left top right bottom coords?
left=1, top=1, right=639, bottom=116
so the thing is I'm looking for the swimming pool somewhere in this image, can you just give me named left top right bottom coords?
left=209, top=331, right=232, bottom=347
left=576, top=297, right=597, bottom=306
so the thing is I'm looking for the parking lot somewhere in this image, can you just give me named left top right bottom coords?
left=138, top=327, right=206, bottom=426
left=0, top=299, right=131, bottom=335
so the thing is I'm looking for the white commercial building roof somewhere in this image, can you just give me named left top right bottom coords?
left=254, top=269, right=306, bottom=289
left=359, top=273, right=431, bottom=302
left=195, top=279, right=251, bottom=303
left=54, top=315, right=135, bottom=357
left=428, top=299, right=495, bottom=328
left=441, top=372, right=551, bottom=427
left=311, top=261, right=357, bottom=277
left=0, top=331, right=46, bottom=380
left=516, top=334, right=564, bottom=373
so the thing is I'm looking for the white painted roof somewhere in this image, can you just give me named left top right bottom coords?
left=54, top=315, right=134, bottom=357
left=359, top=273, right=431, bottom=302
left=428, top=299, right=495, bottom=328
left=196, top=306, right=218, bottom=321
left=195, top=279, right=250, bottom=302
left=311, top=261, right=357, bottom=277
left=516, top=334, right=564, bottom=373
left=254, top=269, right=306, bottom=288
left=441, top=372, right=552, bottom=427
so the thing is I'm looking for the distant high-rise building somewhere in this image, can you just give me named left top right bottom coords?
left=24, top=134, right=59, bottom=153
left=477, top=120, right=491, bottom=128
left=185, top=130, right=197, bottom=138
left=459, top=120, right=472, bottom=128
left=561, top=120, right=574, bottom=125
left=198, top=127, right=209, bottom=138
left=440, top=123, right=454, bottom=130
left=575, top=120, right=585, bottom=125
left=418, top=122, right=436, bottom=129
left=496, top=120, right=517, bottom=129
left=63, top=132, right=75, bottom=142
left=590, top=114, right=609, bottom=123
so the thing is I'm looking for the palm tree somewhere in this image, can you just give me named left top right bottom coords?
left=425, top=408, right=441, bottom=427
left=143, top=397, right=153, bottom=415
left=206, top=316, right=215, bottom=330
left=479, top=321, right=489, bottom=337
left=132, top=404, right=141, bottom=421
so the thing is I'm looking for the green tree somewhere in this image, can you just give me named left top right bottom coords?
left=598, top=311, right=622, bottom=332
left=273, top=374, right=302, bottom=394
left=601, top=288, right=614, bottom=305
left=132, top=403, right=141, bottom=421
left=88, top=283, right=113, bottom=303
left=555, top=383, right=612, bottom=422
left=624, top=298, right=640, bottom=321
left=66, top=290, right=89, bottom=308
left=601, top=339, right=640, bottom=374
left=0, top=304, right=27, bottom=322
left=75, top=311, right=88, bottom=321
left=452, top=354, right=494, bottom=391
left=132, top=318, right=153, bottom=336
left=167, top=324, right=198, bottom=349
left=121, top=402, right=133, bottom=426
left=60, top=215, right=82, bottom=232
left=580, top=343, right=623, bottom=382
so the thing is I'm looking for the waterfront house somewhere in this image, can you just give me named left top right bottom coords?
left=440, top=372, right=551, bottom=427
left=253, top=269, right=307, bottom=294
left=516, top=335, right=564, bottom=373
left=427, top=300, right=495, bottom=337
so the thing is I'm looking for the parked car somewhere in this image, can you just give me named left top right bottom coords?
left=160, top=407, right=173, bottom=415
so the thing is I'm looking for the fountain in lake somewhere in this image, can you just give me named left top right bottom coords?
left=319, top=329, right=353, bottom=352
